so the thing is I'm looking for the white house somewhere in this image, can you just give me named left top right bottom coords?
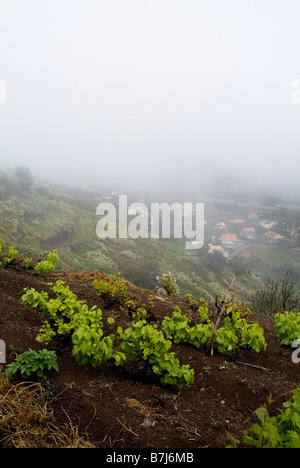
left=208, top=244, right=229, bottom=258
left=259, top=220, right=277, bottom=229
left=190, top=240, right=204, bottom=248
left=241, top=227, right=256, bottom=239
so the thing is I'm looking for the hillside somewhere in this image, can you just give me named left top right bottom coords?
left=0, top=172, right=300, bottom=304
left=0, top=263, right=300, bottom=449
left=1, top=0, right=300, bottom=451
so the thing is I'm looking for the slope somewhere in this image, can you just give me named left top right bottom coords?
left=0, top=264, right=299, bottom=448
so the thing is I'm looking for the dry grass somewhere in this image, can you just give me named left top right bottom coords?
left=0, top=366, right=94, bottom=448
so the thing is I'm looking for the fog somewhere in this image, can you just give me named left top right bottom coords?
left=0, top=0, right=300, bottom=199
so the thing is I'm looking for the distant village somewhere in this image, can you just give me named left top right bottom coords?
left=207, top=211, right=299, bottom=262
left=96, top=192, right=300, bottom=262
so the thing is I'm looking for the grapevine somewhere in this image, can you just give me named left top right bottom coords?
left=162, top=303, right=266, bottom=355
left=21, top=281, right=193, bottom=388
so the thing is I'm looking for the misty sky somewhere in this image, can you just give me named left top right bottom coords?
left=0, top=0, right=299, bottom=196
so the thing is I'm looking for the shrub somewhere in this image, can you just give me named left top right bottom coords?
left=22, top=281, right=125, bottom=367
left=118, top=320, right=194, bottom=388
left=2, top=244, right=18, bottom=265
left=21, top=257, right=31, bottom=270
left=0, top=241, right=18, bottom=266
left=162, top=304, right=266, bottom=355
left=124, top=298, right=148, bottom=322
left=0, top=239, right=6, bottom=255
left=251, top=270, right=300, bottom=316
left=93, top=272, right=128, bottom=306
left=156, top=272, right=180, bottom=296
left=241, top=388, right=300, bottom=448
left=6, top=349, right=58, bottom=381
left=22, top=281, right=192, bottom=388
left=34, top=250, right=58, bottom=276
left=274, top=310, right=300, bottom=346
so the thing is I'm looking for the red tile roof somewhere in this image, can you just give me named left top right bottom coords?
left=220, top=233, right=237, bottom=242
left=265, top=231, right=281, bottom=239
left=208, top=244, right=223, bottom=252
left=229, top=219, right=245, bottom=224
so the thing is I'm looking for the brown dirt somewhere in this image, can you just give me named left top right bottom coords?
left=0, top=266, right=299, bottom=449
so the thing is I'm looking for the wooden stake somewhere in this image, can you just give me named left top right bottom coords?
left=209, top=274, right=238, bottom=356
left=235, top=361, right=271, bottom=372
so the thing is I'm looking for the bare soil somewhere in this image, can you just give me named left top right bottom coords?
left=0, top=266, right=298, bottom=449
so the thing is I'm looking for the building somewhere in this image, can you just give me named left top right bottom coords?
left=259, top=220, right=277, bottom=229
left=241, top=227, right=256, bottom=239
left=248, top=212, right=258, bottom=220
left=220, top=233, right=237, bottom=249
left=190, top=240, right=204, bottom=248
left=216, top=222, right=227, bottom=230
left=264, top=231, right=284, bottom=242
left=208, top=243, right=229, bottom=257
left=228, top=219, right=245, bottom=224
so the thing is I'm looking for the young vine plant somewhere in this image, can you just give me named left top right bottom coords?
left=0, top=238, right=58, bottom=275
left=162, top=303, right=266, bottom=355
left=274, top=310, right=300, bottom=346
left=21, top=281, right=194, bottom=388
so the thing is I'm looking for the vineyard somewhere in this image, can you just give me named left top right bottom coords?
left=1, top=242, right=300, bottom=448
